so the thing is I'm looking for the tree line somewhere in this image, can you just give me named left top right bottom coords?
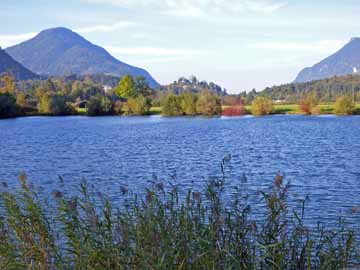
left=1, top=73, right=359, bottom=119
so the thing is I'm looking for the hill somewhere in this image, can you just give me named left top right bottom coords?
left=0, top=48, right=38, bottom=80
left=294, top=38, right=360, bottom=83
left=160, top=76, right=227, bottom=96
left=262, top=74, right=360, bottom=103
left=5, top=27, right=159, bottom=88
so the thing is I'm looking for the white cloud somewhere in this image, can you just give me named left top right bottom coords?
left=251, top=39, right=345, bottom=54
left=85, top=0, right=287, bottom=17
left=0, top=32, right=37, bottom=48
left=75, top=21, right=134, bottom=34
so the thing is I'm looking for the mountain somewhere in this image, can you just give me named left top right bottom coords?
left=294, top=38, right=360, bottom=83
left=5, top=27, right=159, bottom=88
left=0, top=48, right=38, bottom=80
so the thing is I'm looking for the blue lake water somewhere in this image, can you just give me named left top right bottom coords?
left=0, top=115, right=360, bottom=225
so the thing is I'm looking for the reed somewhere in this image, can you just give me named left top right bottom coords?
left=0, top=170, right=358, bottom=269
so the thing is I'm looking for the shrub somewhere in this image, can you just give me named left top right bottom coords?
left=196, top=91, right=222, bottom=116
left=124, top=95, right=151, bottom=115
left=113, top=100, right=123, bottom=114
left=222, top=105, right=245, bottom=116
left=334, top=95, right=356, bottom=115
left=0, top=93, right=19, bottom=118
left=251, top=96, right=273, bottom=116
left=162, top=94, right=183, bottom=116
left=87, top=95, right=113, bottom=116
left=300, top=94, right=318, bottom=115
left=180, top=91, right=198, bottom=115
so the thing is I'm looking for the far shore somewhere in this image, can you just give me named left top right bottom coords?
left=1, top=103, right=360, bottom=120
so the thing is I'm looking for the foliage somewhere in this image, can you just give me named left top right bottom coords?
left=38, top=94, right=73, bottom=115
left=334, top=95, right=356, bottom=115
left=16, top=92, right=27, bottom=108
left=300, top=94, right=318, bottom=115
left=180, top=91, right=198, bottom=115
left=124, top=95, right=151, bottom=115
left=0, top=93, right=18, bottom=118
left=0, top=74, right=16, bottom=94
left=134, top=76, right=153, bottom=97
left=222, top=105, right=245, bottom=116
left=161, top=93, right=183, bottom=116
left=115, top=75, right=137, bottom=99
left=0, top=171, right=358, bottom=269
left=87, top=95, right=113, bottom=116
left=113, top=100, right=123, bottom=114
left=251, top=96, right=273, bottom=116
left=196, top=91, right=222, bottom=116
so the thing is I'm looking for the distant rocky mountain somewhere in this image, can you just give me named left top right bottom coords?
left=0, top=48, right=38, bottom=80
left=160, top=76, right=227, bottom=95
left=5, top=27, right=159, bottom=88
left=294, top=38, right=360, bottom=83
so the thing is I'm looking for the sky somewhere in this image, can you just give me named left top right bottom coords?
left=1, top=0, right=360, bottom=93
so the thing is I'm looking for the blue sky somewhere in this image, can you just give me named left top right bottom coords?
left=1, top=0, right=360, bottom=93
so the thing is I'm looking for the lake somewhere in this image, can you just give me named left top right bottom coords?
left=0, top=115, right=360, bottom=225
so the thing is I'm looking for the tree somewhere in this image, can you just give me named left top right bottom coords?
left=196, top=91, right=222, bottom=116
left=162, top=94, right=183, bottom=116
left=300, top=94, right=318, bottom=115
left=38, top=93, right=52, bottom=114
left=134, top=76, right=152, bottom=97
left=115, top=75, right=136, bottom=99
left=180, top=92, right=197, bottom=115
left=87, top=95, right=113, bottom=116
left=0, top=74, right=16, bottom=94
left=0, top=93, right=18, bottom=118
left=38, top=94, right=73, bottom=115
left=334, top=95, right=355, bottom=115
left=124, top=95, right=151, bottom=115
left=251, top=96, right=273, bottom=116
left=16, top=92, right=27, bottom=108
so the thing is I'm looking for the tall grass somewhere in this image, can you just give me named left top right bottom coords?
left=0, top=169, right=359, bottom=269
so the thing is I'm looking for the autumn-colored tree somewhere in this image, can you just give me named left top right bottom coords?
left=251, top=96, right=273, bottom=116
left=334, top=95, right=356, bottom=115
left=115, top=75, right=137, bottom=99
left=124, top=95, right=151, bottom=115
left=16, top=92, right=27, bottom=108
left=300, top=94, right=318, bottom=115
left=196, top=91, right=222, bottom=116
left=180, top=92, right=197, bottom=115
left=162, top=94, right=183, bottom=116
left=0, top=74, right=16, bottom=94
